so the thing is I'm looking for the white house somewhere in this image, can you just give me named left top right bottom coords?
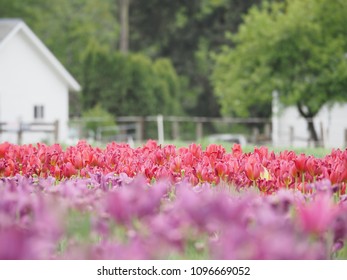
left=0, top=19, right=81, bottom=144
left=272, top=91, right=347, bottom=149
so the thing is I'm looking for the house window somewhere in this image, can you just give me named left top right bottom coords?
left=34, top=105, right=44, bottom=120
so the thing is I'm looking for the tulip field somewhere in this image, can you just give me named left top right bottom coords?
left=1, top=140, right=347, bottom=259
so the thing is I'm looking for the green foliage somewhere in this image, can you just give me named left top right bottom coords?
left=130, top=0, right=262, bottom=117
left=65, top=209, right=92, bottom=242
left=82, top=104, right=117, bottom=139
left=29, top=0, right=118, bottom=68
left=83, top=51, right=183, bottom=117
left=212, top=0, right=347, bottom=119
left=152, top=58, right=183, bottom=115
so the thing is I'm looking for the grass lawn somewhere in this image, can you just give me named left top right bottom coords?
left=162, top=139, right=333, bottom=158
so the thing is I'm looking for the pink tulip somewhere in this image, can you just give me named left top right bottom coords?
left=297, top=193, right=338, bottom=235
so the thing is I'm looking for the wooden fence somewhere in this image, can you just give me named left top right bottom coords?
left=69, top=115, right=272, bottom=144
left=114, top=115, right=272, bottom=144
left=0, top=120, right=59, bottom=145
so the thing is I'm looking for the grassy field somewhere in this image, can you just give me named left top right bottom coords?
left=162, top=139, right=333, bottom=158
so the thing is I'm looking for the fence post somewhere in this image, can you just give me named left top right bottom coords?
left=196, top=121, right=203, bottom=141
left=251, top=127, right=259, bottom=144
left=264, top=123, right=271, bottom=140
left=53, top=120, right=59, bottom=143
left=17, top=121, right=23, bottom=145
left=157, top=114, right=164, bottom=145
left=172, top=120, right=180, bottom=140
left=135, top=117, right=144, bottom=143
left=272, top=90, right=280, bottom=147
left=289, top=126, right=294, bottom=146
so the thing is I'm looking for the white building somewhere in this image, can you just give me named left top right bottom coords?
left=272, top=91, right=347, bottom=149
left=0, top=19, right=81, bottom=144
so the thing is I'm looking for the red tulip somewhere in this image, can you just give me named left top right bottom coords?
left=232, top=143, right=242, bottom=157
left=294, top=154, right=307, bottom=173
left=63, top=162, right=77, bottom=177
left=0, top=142, right=10, bottom=158
left=245, top=158, right=262, bottom=181
left=215, top=162, right=227, bottom=178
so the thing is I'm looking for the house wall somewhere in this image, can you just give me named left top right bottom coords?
left=272, top=100, right=347, bottom=149
left=0, top=29, right=69, bottom=144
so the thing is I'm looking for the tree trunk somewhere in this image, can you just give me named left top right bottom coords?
left=119, top=0, right=130, bottom=54
left=307, top=117, right=320, bottom=147
left=296, top=102, right=321, bottom=147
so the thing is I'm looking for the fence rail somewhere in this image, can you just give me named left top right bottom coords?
left=71, top=115, right=272, bottom=145
left=118, top=115, right=271, bottom=143
left=0, top=120, right=59, bottom=145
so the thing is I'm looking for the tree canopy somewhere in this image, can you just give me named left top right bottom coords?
left=212, top=0, right=347, bottom=143
left=83, top=51, right=183, bottom=117
left=129, top=0, right=263, bottom=116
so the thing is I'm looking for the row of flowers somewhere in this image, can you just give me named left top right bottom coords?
left=1, top=173, right=347, bottom=259
left=0, top=140, right=347, bottom=194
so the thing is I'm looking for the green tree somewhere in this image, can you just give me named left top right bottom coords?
left=82, top=104, right=117, bottom=140
left=0, top=0, right=40, bottom=20
left=212, top=0, right=347, bottom=146
left=82, top=51, right=183, bottom=117
left=152, top=58, right=183, bottom=116
left=129, top=0, right=263, bottom=118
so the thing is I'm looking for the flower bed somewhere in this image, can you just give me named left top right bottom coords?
left=0, top=140, right=347, bottom=259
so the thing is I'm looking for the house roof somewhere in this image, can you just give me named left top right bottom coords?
left=0, top=19, right=81, bottom=92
